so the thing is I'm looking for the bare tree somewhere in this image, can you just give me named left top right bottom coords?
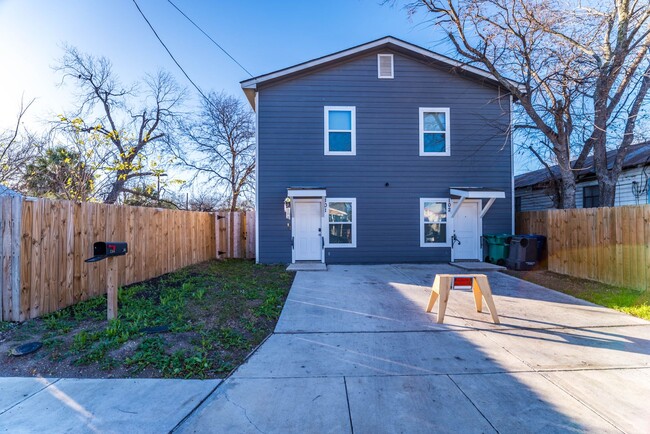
left=0, top=98, right=40, bottom=188
left=571, top=1, right=650, bottom=205
left=56, top=46, right=184, bottom=204
left=403, top=0, right=650, bottom=207
left=187, top=191, right=224, bottom=212
left=170, top=92, right=255, bottom=212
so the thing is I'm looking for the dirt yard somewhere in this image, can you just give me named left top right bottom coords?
left=0, top=259, right=294, bottom=379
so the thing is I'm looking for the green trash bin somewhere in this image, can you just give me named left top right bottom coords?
left=484, top=234, right=512, bottom=265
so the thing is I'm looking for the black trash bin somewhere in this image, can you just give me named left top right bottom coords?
left=506, top=236, right=538, bottom=270
left=523, top=234, right=546, bottom=265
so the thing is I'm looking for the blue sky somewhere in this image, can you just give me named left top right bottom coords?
left=0, top=1, right=441, bottom=120
left=0, top=0, right=531, bottom=172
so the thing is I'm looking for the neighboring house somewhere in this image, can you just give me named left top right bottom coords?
left=241, top=36, right=517, bottom=265
left=0, top=184, right=21, bottom=197
left=515, top=142, right=650, bottom=212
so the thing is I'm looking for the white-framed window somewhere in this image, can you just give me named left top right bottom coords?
left=420, top=198, right=450, bottom=247
left=325, top=198, right=356, bottom=248
left=419, top=107, right=450, bottom=156
left=324, top=106, right=356, bottom=155
left=377, top=54, right=394, bottom=79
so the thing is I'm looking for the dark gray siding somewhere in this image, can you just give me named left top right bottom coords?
left=257, top=50, right=512, bottom=264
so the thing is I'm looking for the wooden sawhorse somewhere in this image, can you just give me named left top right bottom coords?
left=426, top=274, right=500, bottom=324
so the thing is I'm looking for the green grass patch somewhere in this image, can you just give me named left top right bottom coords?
left=0, top=259, right=294, bottom=379
left=505, top=270, right=650, bottom=321
left=585, top=288, right=650, bottom=320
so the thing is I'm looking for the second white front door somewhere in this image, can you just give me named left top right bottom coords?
left=453, top=200, right=480, bottom=261
left=293, top=199, right=323, bottom=261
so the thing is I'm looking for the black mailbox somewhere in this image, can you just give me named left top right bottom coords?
left=85, top=242, right=128, bottom=263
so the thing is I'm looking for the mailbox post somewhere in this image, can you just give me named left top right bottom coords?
left=85, top=242, right=128, bottom=320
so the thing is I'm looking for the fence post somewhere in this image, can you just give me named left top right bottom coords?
left=106, top=257, right=118, bottom=320
left=0, top=197, right=4, bottom=320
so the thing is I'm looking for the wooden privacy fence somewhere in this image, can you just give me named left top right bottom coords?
left=516, top=205, right=650, bottom=291
left=215, top=210, right=256, bottom=260
left=0, top=196, right=255, bottom=322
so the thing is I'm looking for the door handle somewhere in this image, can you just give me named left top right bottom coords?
left=451, top=233, right=461, bottom=247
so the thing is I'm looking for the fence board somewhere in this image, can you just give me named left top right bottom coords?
left=29, top=200, right=42, bottom=318
left=246, top=211, right=255, bottom=259
left=1, top=199, right=255, bottom=321
left=517, top=205, right=650, bottom=291
left=64, top=201, right=75, bottom=309
left=645, top=206, right=650, bottom=291
left=73, top=203, right=83, bottom=304
left=1, top=198, right=12, bottom=320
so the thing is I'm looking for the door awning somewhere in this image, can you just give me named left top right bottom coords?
left=287, top=187, right=327, bottom=198
left=449, top=187, right=505, bottom=218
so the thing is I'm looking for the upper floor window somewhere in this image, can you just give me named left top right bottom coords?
left=377, top=54, right=394, bottom=79
left=325, top=106, right=356, bottom=155
left=419, top=108, right=450, bottom=156
left=583, top=185, right=600, bottom=208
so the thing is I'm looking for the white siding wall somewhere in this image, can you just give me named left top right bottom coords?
left=516, top=165, right=650, bottom=210
left=576, top=166, right=649, bottom=207
left=516, top=187, right=555, bottom=211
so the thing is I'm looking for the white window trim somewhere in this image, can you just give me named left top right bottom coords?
left=377, top=54, right=394, bottom=79
left=324, top=106, right=356, bottom=156
left=324, top=197, right=357, bottom=248
left=420, top=198, right=451, bottom=247
left=419, top=107, right=450, bottom=157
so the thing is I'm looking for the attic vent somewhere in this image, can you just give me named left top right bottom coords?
left=377, top=54, right=394, bottom=79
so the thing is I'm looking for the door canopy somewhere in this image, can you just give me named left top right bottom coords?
left=449, top=187, right=505, bottom=218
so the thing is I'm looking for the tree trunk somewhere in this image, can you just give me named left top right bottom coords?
left=559, top=170, right=577, bottom=209
left=230, top=191, right=239, bottom=212
left=104, top=177, right=126, bottom=204
left=599, top=176, right=617, bottom=207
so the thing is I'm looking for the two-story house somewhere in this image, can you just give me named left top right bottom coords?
left=241, top=37, right=517, bottom=266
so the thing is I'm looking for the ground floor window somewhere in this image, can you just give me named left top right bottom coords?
left=325, top=198, right=356, bottom=247
left=583, top=185, right=600, bottom=208
left=420, top=198, right=450, bottom=247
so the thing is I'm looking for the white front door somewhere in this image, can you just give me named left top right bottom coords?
left=452, top=200, right=480, bottom=261
left=293, top=199, right=323, bottom=261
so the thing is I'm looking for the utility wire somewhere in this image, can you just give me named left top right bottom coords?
left=131, top=0, right=212, bottom=103
left=167, top=0, right=254, bottom=78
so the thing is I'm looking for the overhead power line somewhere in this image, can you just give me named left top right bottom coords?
left=131, top=0, right=212, bottom=103
left=167, top=0, right=254, bottom=78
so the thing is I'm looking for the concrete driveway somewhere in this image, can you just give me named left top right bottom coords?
left=177, top=264, right=650, bottom=434
left=2, top=264, right=649, bottom=433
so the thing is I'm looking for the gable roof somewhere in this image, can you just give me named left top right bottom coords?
left=240, top=36, right=523, bottom=110
left=515, top=142, right=650, bottom=189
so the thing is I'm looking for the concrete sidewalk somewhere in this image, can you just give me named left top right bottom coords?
left=2, top=264, right=649, bottom=433
left=177, top=264, right=650, bottom=434
left=0, top=377, right=219, bottom=433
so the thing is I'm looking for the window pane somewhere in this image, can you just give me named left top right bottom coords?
left=328, top=110, right=352, bottom=130
left=423, top=133, right=446, bottom=153
left=583, top=186, right=600, bottom=208
left=424, top=223, right=446, bottom=244
left=423, top=112, right=445, bottom=131
left=329, top=223, right=352, bottom=244
left=423, top=202, right=447, bottom=223
left=329, top=202, right=352, bottom=222
left=329, top=132, right=352, bottom=152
